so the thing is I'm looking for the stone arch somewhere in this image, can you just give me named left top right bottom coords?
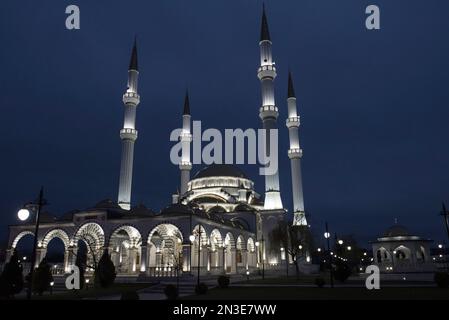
left=376, top=246, right=391, bottom=263
left=73, top=222, right=105, bottom=249
left=224, top=232, right=235, bottom=248
left=192, top=225, right=208, bottom=246
left=109, top=225, right=142, bottom=248
left=224, top=232, right=236, bottom=273
left=209, top=229, right=223, bottom=250
left=236, top=235, right=246, bottom=266
left=394, top=245, right=411, bottom=261
left=246, top=237, right=257, bottom=268
left=72, top=223, right=105, bottom=270
left=247, top=237, right=256, bottom=252
left=42, top=229, right=70, bottom=249
left=109, top=225, right=143, bottom=274
left=147, top=224, right=184, bottom=271
left=236, top=235, right=246, bottom=250
left=209, top=229, right=223, bottom=269
left=416, top=246, right=427, bottom=262
left=11, top=231, right=34, bottom=249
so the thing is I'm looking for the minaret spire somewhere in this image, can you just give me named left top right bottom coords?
left=286, top=71, right=307, bottom=226
left=179, top=91, right=192, bottom=196
left=288, top=71, right=295, bottom=98
left=183, top=90, right=191, bottom=115
left=260, top=3, right=271, bottom=42
left=118, top=39, right=141, bottom=210
left=257, top=4, right=283, bottom=210
left=129, top=36, right=138, bottom=71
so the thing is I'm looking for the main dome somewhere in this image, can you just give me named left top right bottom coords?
left=193, top=164, right=248, bottom=179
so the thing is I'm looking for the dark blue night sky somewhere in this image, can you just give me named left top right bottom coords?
left=1, top=0, right=448, bottom=247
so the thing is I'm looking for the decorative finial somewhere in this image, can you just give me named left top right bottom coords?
left=183, top=90, right=191, bottom=115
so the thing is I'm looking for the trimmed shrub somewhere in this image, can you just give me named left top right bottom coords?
left=195, top=282, right=208, bottom=295
left=95, top=249, right=116, bottom=288
left=434, top=272, right=449, bottom=288
left=164, top=284, right=179, bottom=300
left=32, top=258, right=54, bottom=296
left=314, top=277, right=326, bottom=288
left=0, top=250, right=24, bottom=298
left=217, top=275, right=230, bottom=289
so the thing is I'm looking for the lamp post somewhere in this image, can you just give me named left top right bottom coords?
left=256, top=236, right=265, bottom=280
left=190, top=225, right=202, bottom=287
left=17, top=187, right=47, bottom=300
left=189, top=211, right=193, bottom=275
left=255, top=239, right=264, bottom=280
left=324, top=222, right=334, bottom=288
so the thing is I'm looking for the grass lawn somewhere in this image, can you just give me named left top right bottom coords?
left=237, top=274, right=354, bottom=285
left=30, top=283, right=153, bottom=300
left=186, top=286, right=449, bottom=300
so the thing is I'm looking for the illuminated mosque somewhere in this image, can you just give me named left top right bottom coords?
left=7, top=6, right=310, bottom=278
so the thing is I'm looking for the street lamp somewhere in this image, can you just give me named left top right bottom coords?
left=18, top=209, right=30, bottom=221
left=189, top=234, right=195, bottom=276
left=17, top=187, right=47, bottom=300
left=324, top=222, right=334, bottom=288
left=347, top=246, right=352, bottom=251
left=338, top=240, right=343, bottom=245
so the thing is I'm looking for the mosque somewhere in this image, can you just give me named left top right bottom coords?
left=6, top=6, right=310, bottom=278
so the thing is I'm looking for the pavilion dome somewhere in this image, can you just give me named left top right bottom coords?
left=383, top=225, right=410, bottom=237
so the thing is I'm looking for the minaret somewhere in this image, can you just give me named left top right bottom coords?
left=286, top=72, right=307, bottom=226
left=179, top=91, right=192, bottom=196
left=258, top=5, right=283, bottom=210
left=118, top=39, right=140, bottom=210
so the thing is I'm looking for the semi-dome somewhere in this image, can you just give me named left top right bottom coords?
left=193, top=164, right=247, bottom=179
left=383, top=225, right=410, bottom=237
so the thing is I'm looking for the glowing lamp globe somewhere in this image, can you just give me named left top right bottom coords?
left=338, top=240, right=343, bottom=245
left=18, top=209, right=30, bottom=221
left=189, top=235, right=195, bottom=243
left=324, top=232, right=330, bottom=239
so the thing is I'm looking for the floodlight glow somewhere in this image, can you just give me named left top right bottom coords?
left=18, top=209, right=30, bottom=221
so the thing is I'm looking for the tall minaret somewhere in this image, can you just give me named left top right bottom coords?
left=258, top=5, right=283, bottom=210
left=286, top=72, right=307, bottom=226
left=118, top=39, right=140, bottom=210
left=179, top=91, right=192, bottom=196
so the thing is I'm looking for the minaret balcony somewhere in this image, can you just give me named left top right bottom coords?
left=123, top=92, right=140, bottom=106
left=286, top=116, right=300, bottom=128
left=257, top=65, right=277, bottom=80
left=120, top=128, right=138, bottom=141
left=259, top=105, right=279, bottom=120
left=179, top=132, right=193, bottom=142
left=179, top=161, right=192, bottom=170
left=288, top=148, right=303, bottom=159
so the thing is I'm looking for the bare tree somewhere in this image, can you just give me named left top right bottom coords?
left=269, top=221, right=313, bottom=279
